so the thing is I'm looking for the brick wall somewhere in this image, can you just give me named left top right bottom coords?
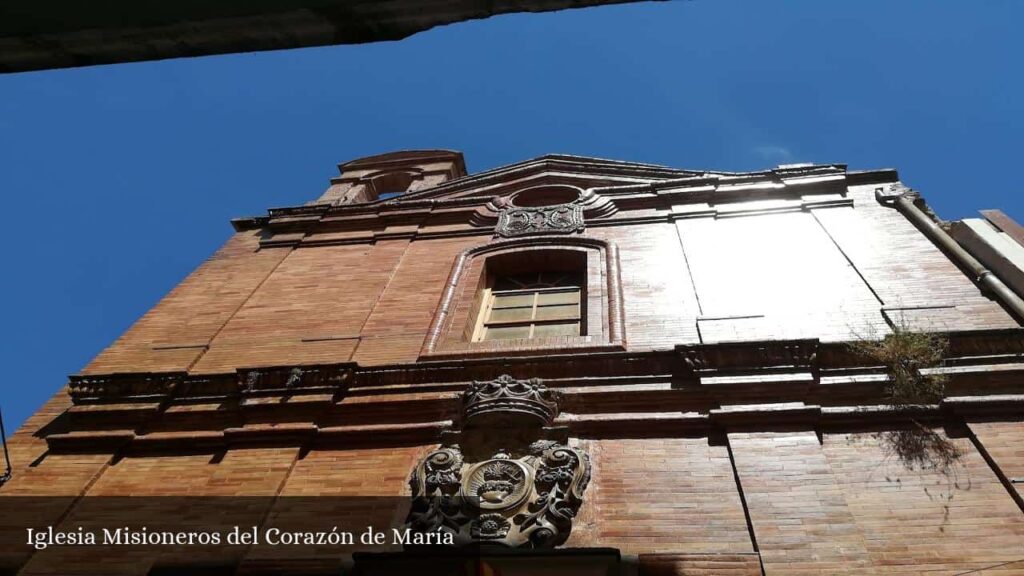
left=967, top=421, right=1024, bottom=504
left=730, top=431, right=873, bottom=575
left=730, top=428, right=1024, bottom=575
left=75, top=181, right=1018, bottom=376
left=6, top=162, right=1024, bottom=575
left=83, top=230, right=290, bottom=374
left=565, top=438, right=753, bottom=555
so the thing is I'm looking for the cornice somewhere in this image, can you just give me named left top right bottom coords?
left=405, top=154, right=701, bottom=201
left=67, top=328, right=1024, bottom=402
left=847, top=167, right=900, bottom=185
left=248, top=198, right=858, bottom=249
left=230, top=163, right=898, bottom=235
left=233, top=163, right=885, bottom=248
left=49, top=329, right=1024, bottom=453
left=46, top=395, right=1024, bottom=454
left=336, top=149, right=466, bottom=174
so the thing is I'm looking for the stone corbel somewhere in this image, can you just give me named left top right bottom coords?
left=237, top=363, right=354, bottom=404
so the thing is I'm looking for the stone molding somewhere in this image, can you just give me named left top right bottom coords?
left=67, top=329, right=1024, bottom=403
left=68, top=372, right=186, bottom=404
left=48, top=329, right=1024, bottom=454
left=46, top=395, right=1024, bottom=455
left=232, top=161, right=893, bottom=247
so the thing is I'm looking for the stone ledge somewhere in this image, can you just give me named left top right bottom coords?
left=40, top=395, right=1024, bottom=455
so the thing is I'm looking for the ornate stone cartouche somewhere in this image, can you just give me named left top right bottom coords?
left=496, top=203, right=585, bottom=238
left=405, top=375, right=590, bottom=549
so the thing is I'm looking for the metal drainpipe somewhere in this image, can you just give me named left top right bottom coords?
left=891, top=192, right=1024, bottom=322
left=0, top=407, right=11, bottom=486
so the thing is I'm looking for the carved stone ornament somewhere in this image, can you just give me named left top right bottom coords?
left=462, top=374, right=558, bottom=427
left=679, top=340, right=818, bottom=373
left=496, top=203, right=584, bottom=238
left=68, top=373, right=183, bottom=403
left=405, top=375, right=590, bottom=549
left=237, top=364, right=351, bottom=396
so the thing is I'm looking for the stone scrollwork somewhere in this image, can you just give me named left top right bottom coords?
left=406, top=446, right=470, bottom=538
left=496, top=203, right=584, bottom=238
left=406, top=443, right=590, bottom=548
left=517, top=440, right=591, bottom=547
left=418, top=447, right=464, bottom=496
left=405, top=375, right=590, bottom=549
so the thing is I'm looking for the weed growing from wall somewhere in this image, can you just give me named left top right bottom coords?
left=849, top=326, right=948, bottom=409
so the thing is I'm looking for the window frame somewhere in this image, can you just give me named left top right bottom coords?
left=473, top=271, right=585, bottom=342
left=420, top=237, right=624, bottom=359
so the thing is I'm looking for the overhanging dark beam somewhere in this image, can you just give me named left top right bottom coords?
left=0, top=0, right=657, bottom=74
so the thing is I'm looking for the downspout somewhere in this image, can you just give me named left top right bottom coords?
left=0, top=407, right=11, bottom=486
left=877, top=185, right=1024, bottom=322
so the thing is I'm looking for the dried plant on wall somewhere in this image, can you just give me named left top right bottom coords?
left=850, top=326, right=949, bottom=409
left=849, top=323, right=963, bottom=477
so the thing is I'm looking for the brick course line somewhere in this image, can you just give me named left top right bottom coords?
left=966, top=423, right=1024, bottom=515
left=725, top=435, right=768, bottom=576
left=184, top=243, right=297, bottom=373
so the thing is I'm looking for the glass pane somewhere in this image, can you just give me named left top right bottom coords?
left=484, top=324, right=532, bottom=340
left=535, top=290, right=580, bottom=306
left=492, top=293, right=535, bottom=308
left=535, top=304, right=579, bottom=321
left=533, top=322, right=580, bottom=337
left=489, top=306, right=534, bottom=322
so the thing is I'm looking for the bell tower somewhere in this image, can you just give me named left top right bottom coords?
left=315, top=149, right=467, bottom=205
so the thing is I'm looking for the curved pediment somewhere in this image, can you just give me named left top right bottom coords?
left=392, top=153, right=704, bottom=204
left=233, top=152, right=864, bottom=248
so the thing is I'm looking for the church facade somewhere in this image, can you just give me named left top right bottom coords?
left=3, top=150, right=1024, bottom=575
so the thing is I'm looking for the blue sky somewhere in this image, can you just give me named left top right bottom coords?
left=1, top=0, right=1022, bottom=431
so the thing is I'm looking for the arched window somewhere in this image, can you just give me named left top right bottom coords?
left=421, top=238, right=624, bottom=358
left=472, top=251, right=586, bottom=341
left=369, top=171, right=416, bottom=200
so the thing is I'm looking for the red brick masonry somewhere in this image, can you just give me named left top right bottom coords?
left=4, top=151, right=1024, bottom=575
